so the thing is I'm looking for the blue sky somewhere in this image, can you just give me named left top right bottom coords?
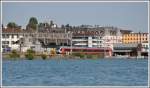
left=2, top=2, right=148, bottom=32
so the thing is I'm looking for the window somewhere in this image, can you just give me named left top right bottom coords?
left=2, top=45, right=9, bottom=48
left=93, top=37, right=97, bottom=39
left=2, top=41, right=9, bottom=44
left=17, top=35, right=19, bottom=38
left=6, top=34, right=9, bottom=38
left=2, top=35, right=5, bottom=38
left=2, top=45, right=5, bottom=48
left=11, top=41, right=15, bottom=44
left=2, top=41, right=5, bottom=44
left=3, top=34, right=9, bottom=38
left=12, top=34, right=14, bottom=38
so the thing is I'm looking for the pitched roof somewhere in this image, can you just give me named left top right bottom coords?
left=2, top=28, right=22, bottom=33
left=2, top=28, right=36, bottom=33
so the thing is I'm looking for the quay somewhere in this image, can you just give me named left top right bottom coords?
left=1, top=20, right=149, bottom=59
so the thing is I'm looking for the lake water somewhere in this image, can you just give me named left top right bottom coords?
left=2, top=58, right=148, bottom=86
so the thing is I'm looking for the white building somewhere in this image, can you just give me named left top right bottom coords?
left=2, top=29, right=23, bottom=52
left=71, top=27, right=124, bottom=49
left=141, top=42, right=149, bottom=52
left=102, top=28, right=122, bottom=49
left=72, top=36, right=103, bottom=48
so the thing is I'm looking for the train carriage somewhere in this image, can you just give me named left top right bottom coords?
left=58, top=47, right=112, bottom=57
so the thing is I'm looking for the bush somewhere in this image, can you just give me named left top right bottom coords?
left=41, top=54, right=47, bottom=60
left=25, top=53, right=34, bottom=60
left=9, top=50, right=20, bottom=59
left=25, top=49, right=35, bottom=60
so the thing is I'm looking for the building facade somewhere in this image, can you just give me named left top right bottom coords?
left=122, top=33, right=148, bottom=44
left=71, top=27, right=128, bottom=50
left=102, top=27, right=123, bottom=49
left=2, top=28, right=23, bottom=52
left=2, top=26, right=132, bottom=53
left=122, top=33, right=149, bottom=56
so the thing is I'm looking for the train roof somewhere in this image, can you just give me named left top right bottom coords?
left=59, top=47, right=112, bottom=49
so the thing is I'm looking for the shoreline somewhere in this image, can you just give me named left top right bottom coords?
left=2, top=52, right=148, bottom=61
left=2, top=56, right=148, bottom=61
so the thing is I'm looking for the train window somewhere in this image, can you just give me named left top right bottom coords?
left=64, top=49, right=70, bottom=51
left=73, top=49, right=81, bottom=52
left=73, top=49, right=77, bottom=51
left=106, top=50, right=109, bottom=52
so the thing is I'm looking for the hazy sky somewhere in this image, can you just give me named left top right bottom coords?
left=2, top=2, right=148, bottom=32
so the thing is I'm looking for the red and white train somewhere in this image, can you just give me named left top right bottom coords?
left=57, top=47, right=112, bottom=57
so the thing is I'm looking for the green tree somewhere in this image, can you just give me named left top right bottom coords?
left=26, top=17, right=38, bottom=31
left=7, top=22, right=18, bottom=28
left=25, top=49, right=35, bottom=60
left=29, top=17, right=38, bottom=24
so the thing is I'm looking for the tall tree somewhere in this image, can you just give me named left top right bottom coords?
left=26, top=17, right=38, bottom=31
left=65, top=24, right=70, bottom=28
left=7, top=22, right=18, bottom=29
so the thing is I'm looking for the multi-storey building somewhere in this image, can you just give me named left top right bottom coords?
left=102, top=27, right=123, bottom=49
left=122, top=33, right=148, bottom=44
left=70, top=27, right=105, bottom=48
left=1, top=27, right=71, bottom=53
left=122, top=33, right=149, bottom=54
left=2, top=28, right=23, bottom=52
left=71, top=26, right=131, bottom=49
